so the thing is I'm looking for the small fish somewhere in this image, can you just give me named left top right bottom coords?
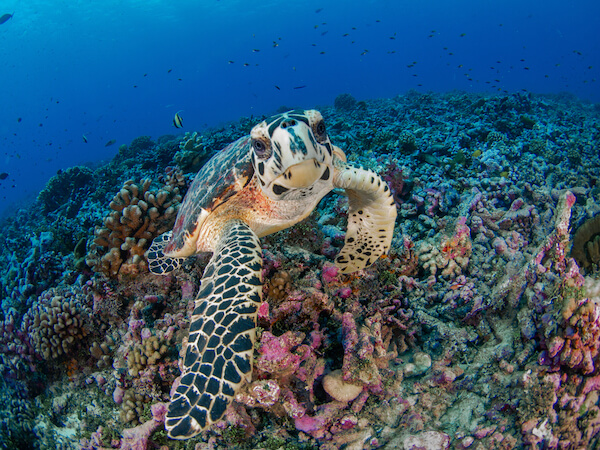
left=274, top=85, right=280, bottom=90
left=315, top=7, right=323, bottom=13
left=173, top=111, right=184, bottom=128
left=272, top=41, right=279, bottom=47
left=82, top=135, right=88, bottom=143
left=293, top=85, right=307, bottom=89
left=168, top=68, right=172, bottom=73
left=460, top=33, right=466, bottom=37
left=105, top=139, right=116, bottom=147
left=0, top=173, right=8, bottom=180
left=243, top=63, right=250, bottom=67
left=228, top=60, right=235, bottom=64
left=0, top=13, right=13, bottom=25
left=17, top=117, right=21, bottom=123
left=252, top=49, right=260, bottom=52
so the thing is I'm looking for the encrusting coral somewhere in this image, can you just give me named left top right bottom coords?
left=86, top=177, right=182, bottom=278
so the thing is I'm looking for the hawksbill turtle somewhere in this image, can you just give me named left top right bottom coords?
left=147, top=109, right=397, bottom=439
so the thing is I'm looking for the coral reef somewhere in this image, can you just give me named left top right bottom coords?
left=1, top=92, right=600, bottom=449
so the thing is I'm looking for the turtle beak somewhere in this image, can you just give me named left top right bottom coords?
left=275, top=158, right=326, bottom=190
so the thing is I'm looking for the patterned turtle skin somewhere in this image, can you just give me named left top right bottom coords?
left=147, top=109, right=397, bottom=439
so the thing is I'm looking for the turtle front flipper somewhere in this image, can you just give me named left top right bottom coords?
left=333, top=158, right=397, bottom=274
left=147, top=231, right=186, bottom=275
left=165, top=219, right=262, bottom=439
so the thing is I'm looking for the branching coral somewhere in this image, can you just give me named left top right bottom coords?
left=175, top=131, right=211, bottom=173
left=86, top=177, right=182, bottom=278
left=418, top=217, right=472, bottom=278
left=21, top=288, right=91, bottom=360
left=126, top=334, right=169, bottom=377
left=119, top=389, right=150, bottom=425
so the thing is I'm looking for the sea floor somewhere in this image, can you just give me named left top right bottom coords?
left=0, top=90, right=599, bottom=449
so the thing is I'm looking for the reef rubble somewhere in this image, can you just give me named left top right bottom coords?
left=0, top=91, right=599, bottom=449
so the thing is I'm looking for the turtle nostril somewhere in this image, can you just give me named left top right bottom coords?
left=281, top=119, right=296, bottom=129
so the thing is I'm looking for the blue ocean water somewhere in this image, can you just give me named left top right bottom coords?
left=0, top=0, right=598, bottom=218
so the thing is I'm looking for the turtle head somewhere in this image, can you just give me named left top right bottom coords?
left=250, top=109, right=335, bottom=200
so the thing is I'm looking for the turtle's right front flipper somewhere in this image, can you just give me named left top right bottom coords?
left=147, top=231, right=186, bottom=275
left=165, top=219, right=263, bottom=439
left=333, top=157, right=397, bottom=274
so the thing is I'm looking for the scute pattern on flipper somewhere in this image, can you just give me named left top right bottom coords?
left=147, top=231, right=186, bottom=275
left=165, top=220, right=263, bottom=439
left=333, top=161, right=397, bottom=273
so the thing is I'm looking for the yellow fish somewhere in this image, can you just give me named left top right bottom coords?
left=173, top=111, right=183, bottom=128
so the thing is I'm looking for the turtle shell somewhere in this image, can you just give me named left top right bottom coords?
left=165, top=135, right=254, bottom=256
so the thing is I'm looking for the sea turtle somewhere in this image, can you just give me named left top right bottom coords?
left=147, top=109, right=397, bottom=439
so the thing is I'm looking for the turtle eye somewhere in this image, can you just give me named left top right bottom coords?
left=252, top=138, right=271, bottom=159
left=313, top=120, right=328, bottom=143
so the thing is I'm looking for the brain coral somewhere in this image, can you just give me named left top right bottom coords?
left=571, top=214, right=600, bottom=272
left=86, top=178, right=182, bottom=278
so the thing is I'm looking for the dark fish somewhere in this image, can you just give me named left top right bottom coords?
left=17, top=117, right=21, bottom=122
left=173, top=111, right=183, bottom=128
left=105, top=139, right=116, bottom=147
left=168, top=68, right=172, bottom=73
left=0, top=13, right=13, bottom=25
left=293, top=85, right=307, bottom=89
left=228, top=60, right=235, bottom=64
left=0, top=173, right=8, bottom=180
left=274, top=85, right=280, bottom=90
left=252, top=49, right=260, bottom=52
left=315, top=8, right=323, bottom=13
left=82, top=135, right=88, bottom=143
